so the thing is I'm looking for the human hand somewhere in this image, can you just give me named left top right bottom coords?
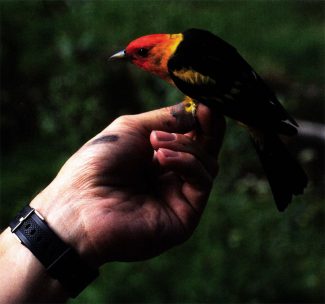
left=31, top=103, right=225, bottom=267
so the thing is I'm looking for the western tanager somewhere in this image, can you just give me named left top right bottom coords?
left=109, top=28, right=308, bottom=211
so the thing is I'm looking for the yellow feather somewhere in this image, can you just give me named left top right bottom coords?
left=173, top=68, right=216, bottom=85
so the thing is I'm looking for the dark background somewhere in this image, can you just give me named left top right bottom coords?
left=1, top=1, right=324, bottom=303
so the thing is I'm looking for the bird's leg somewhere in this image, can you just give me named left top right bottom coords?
left=170, top=99, right=197, bottom=133
left=182, top=96, right=198, bottom=116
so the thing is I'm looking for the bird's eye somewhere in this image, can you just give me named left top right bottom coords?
left=137, top=48, right=149, bottom=57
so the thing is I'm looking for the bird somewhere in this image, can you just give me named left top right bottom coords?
left=109, top=28, right=308, bottom=211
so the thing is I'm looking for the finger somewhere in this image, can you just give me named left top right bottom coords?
left=150, top=131, right=218, bottom=177
left=195, top=104, right=226, bottom=156
left=131, top=103, right=196, bottom=135
left=156, top=148, right=213, bottom=213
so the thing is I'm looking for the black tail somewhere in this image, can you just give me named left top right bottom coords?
left=251, top=132, right=308, bottom=211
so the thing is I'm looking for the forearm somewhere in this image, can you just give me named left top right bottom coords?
left=0, top=228, right=68, bottom=303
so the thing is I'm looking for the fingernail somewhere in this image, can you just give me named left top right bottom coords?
left=154, top=131, right=176, bottom=141
left=159, top=148, right=179, bottom=158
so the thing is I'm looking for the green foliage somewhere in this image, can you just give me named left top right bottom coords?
left=1, top=1, right=324, bottom=303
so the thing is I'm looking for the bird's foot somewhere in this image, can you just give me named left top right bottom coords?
left=182, top=97, right=197, bottom=117
left=170, top=100, right=197, bottom=132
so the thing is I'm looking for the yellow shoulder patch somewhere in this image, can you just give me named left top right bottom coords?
left=173, top=68, right=216, bottom=86
left=168, top=34, right=183, bottom=54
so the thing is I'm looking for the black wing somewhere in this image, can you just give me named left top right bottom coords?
left=168, top=28, right=297, bottom=134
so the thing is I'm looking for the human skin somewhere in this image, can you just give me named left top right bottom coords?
left=0, top=103, right=225, bottom=303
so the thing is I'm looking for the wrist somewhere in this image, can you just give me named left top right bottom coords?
left=0, top=228, right=68, bottom=303
left=8, top=200, right=99, bottom=298
left=30, top=186, right=95, bottom=266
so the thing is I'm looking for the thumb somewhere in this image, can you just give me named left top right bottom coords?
left=132, top=102, right=196, bottom=135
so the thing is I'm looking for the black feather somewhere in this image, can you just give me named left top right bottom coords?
left=167, top=28, right=308, bottom=210
left=251, top=132, right=308, bottom=211
left=168, top=28, right=298, bottom=134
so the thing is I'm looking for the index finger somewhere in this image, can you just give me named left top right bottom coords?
left=132, top=103, right=197, bottom=135
left=194, top=104, right=226, bottom=157
left=136, top=102, right=226, bottom=157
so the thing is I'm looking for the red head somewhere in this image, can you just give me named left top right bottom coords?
left=110, top=33, right=183, bottom=83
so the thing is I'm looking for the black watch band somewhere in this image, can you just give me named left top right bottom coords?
left=9, top=205, right=99, bottom=298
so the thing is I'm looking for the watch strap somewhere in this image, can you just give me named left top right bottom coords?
left=9, top=205, right=99, bottom=298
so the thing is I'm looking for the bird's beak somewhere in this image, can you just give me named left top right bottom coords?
left=108, top=50, right=127, bottom=61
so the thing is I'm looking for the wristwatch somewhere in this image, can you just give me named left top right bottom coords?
left=9, top=205, right=99, bottom=298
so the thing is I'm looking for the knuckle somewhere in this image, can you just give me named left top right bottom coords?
left=113, top=115, right=132, bottom=126
left=183, top=152, right=196, bottom=164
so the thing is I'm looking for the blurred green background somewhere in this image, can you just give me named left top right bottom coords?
left=1, top=1, right=324, bottom=303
